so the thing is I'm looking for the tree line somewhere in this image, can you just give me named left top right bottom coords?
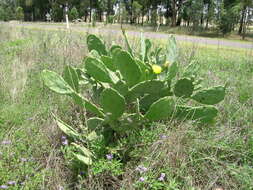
left=0, top=0, right=252, bottom=35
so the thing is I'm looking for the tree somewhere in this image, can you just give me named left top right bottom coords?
left=69, top=6, right=79, bottom=20
left=16, top=6, right=24, bottom=21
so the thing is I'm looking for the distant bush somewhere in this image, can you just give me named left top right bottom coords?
left=69, top=7, right=79, bottom=21
left=16, top=7, right=24, bottom=21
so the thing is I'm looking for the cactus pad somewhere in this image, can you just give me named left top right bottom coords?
left=144, top=97, right=175, bottom=121
left=176, top=105, right=218, bottom=123
left=191, top=86, right=226, bottom=105
left=100, top=88, right=126, bottom=120
left=87, top=117, right=104, bottom=130
left=42, top=70, right=74, bottom=95
left=114, top=50, right=142, bottom=87
left=84, top=57, right=113, bottom=83
left=174, top=78, right=194, bottom=98
left=87, top=34, right=107, bottom=56
left=63, top=65, right=79, bottom=93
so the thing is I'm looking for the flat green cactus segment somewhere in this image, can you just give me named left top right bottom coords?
left=87, top=34, right=107, bottom=56
left=176, top=105, right=218, bottom=123
left=114, top=50, right=142, bottom=87
left=63, top=65, right=79, bottom=93
left=73, top=153, right=92, bottom=165
left=71, top=92, right=104, bottom=117
left=145, top=39, right=152, bottom=62
left=144, top=97, right=175, bottom=121
left=128, top=80, right=165, bottom=100
left=110, top=45, right=122, bottom=57
left=53, top=116, right=79, bottom=139
left=139, top=94, right=162, bottom=111
left=100, top=88, right=126, bottom=120
left=166, top=35, right=178, bottom=64
left=167, top=62, right=178, bottom=81
left=84, top=57, right=113, bottom=83
left=122, top=30, right=133, bottom=56
left=87, top=117, right=104, bottom=130
left=101, top=55, right=116, bottom=72
left=191, top=86, right=225, bottom=105
left=113, top=80, right=129, bottom=96
left=140, top=33, right=146, bottom=62
left=41, top=70, right=74, bottom=95
left=174, top=78, right=194, bottom=98
left=135, top=59, right=153, bottom=81
left=71, top=143, right=93, bottom=158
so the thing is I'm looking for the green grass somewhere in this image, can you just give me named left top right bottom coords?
left=0, top=24, right=252, bottom=189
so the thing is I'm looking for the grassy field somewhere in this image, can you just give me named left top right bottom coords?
left=0, top=24, right=252, bottom=189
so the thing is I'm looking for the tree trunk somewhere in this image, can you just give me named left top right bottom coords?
left=171, top=0, right=177, bottom=27
left=107, top=0, right=111, bottom=20
left=238, top=6, right=246, bottom=35
left=89, top=0, right=92, bottom=23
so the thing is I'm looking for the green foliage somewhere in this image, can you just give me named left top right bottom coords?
left=16, top=6, right=24, bottom=21
left=41, top=32, right=226, bottom=168
left=87, top=34, right=107, bottom=56
left=69, top=7, right=79, bottom=21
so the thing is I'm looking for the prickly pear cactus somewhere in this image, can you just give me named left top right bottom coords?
left=41, top=32, right=226, bottom=166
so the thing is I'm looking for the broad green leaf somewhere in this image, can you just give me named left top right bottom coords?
left=42, top=70, right=73, bottom=94
left=114, top=50, right=142, bottom=87
left=84, top=57, right=113, bottom=83
left=145, top=97, right=175, bottom=121
left=63, top=65, right=79, bottom=93
left=174, top=78, right=194, bottom=98
left=73, top=153, right=92, bottom=165
left=191, top=86, right=226, bottom=105
left=87, top=34, right=107, bottom=56
left=100, top=88, right=126, bottom=120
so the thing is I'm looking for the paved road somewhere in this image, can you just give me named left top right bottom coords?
left=4, top=22, right=253, bottom=50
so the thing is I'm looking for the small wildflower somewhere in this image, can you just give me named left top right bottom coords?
left=152, top=65, right=162, bottom=74
left=21, top=158, right=27, bottom=162
left=62, top=139, right=68, bottom=146
left=80, top=171, right=85, bottom=175
left=0, top=185, right=8, bottom=189
left=139, top=177, right=145, bottom=182
left=58, top=185, right=64, bottom=190
left=106, top=154, right=113, bottom=160
left=61, top=136, right=67, bottom=140
left=1, top=140, right=11, bottom=145
left=7, top=181, right=16, bottom=185
left=136, top=165, right=148, bottom=173
left=158, top=173, right=166, bottom=181
left=160, top=134, right=168, bottom=139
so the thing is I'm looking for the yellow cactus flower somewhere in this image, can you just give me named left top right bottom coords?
left=152, top=65, right=162, bottom=74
